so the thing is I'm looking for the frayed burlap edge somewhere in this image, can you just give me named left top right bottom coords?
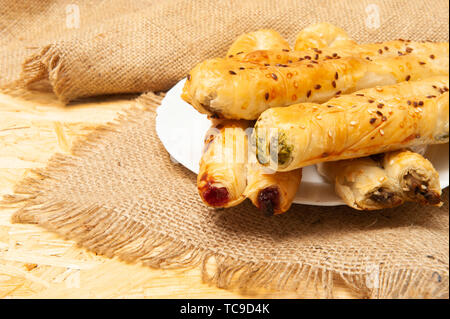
left=1, top=45, right=75, bottom=103
left=1, top=92, right=448, bottom=299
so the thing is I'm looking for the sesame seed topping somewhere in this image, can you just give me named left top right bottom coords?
left=271, top=73, right=278, bottom=80
left=307, top=64, right=314, bottom=68
left=239, top=67, right=245, bottom=70
left=264, top=63, right=270, bottom=66
left=265, top=93, right=269, bottom=100
left=381, top=116, right=387, bottom=121
left=405, top=47, right=413, bottom=53
left=366, top=57, right=372, bottom=61
left=335, top=72, right=338, bottom=80
left=427, top=95, right=436, bottom=98
left=378, top=49, right=383, bottom=54
left=407, top=100, right=412, bottom=105
left=327, top=105, right=334, bottom=108
left=314, top=84, right=321, bottom=90
left=332, top=53, right=338, bottom=57
left=419, top=61, right=426, bottom=65
left=370, top=118, right=377, bottom=124
left=307, top=90, right=312, bottom=98
left=335, top=90, right=342, bottom=96
left=405, top=75, right=411, bottom=81
left=356, top=93, right=364, bottom=96
left=376, top=110, right=383, bottom=116
left=380, top=129, right=385, bottom=136
left=418, top=101, right=424, bottom=106
left=228, top=55, right=234, bottom=58
left=332, top=81, right=336, bottom=88
left=236, top=51, right=244, bottom=55
left=314, top=54, right=319, bottom=60
left=282, top=49, right=289, bottom=52
left=368, top=99, right=374, bottom=103
left=384, top=46, right=389, bottom=51
left=304, top=55, right=311, bottom=60
left=430, top=54, right=435, bottom=59
left=187, top=74, right=191, bottom=81
left=229, top=70, right=236, bottom=75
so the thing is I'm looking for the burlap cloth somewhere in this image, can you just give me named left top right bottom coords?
left=1, top=0, right=449, bottom=298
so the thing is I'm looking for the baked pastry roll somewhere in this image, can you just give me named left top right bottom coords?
left=294, top=22, right=356, bottom=51
left=244, top=163, right=302, bottom=215
left=382, top=150, right=442, bottom=206
left=253, top=78, right=449, bottom=171
left=226, top=29, right=290, bottom=58
left=182, top=43, right=448, bottom=120
left=197, top=120, right=249, bottom=208
left=317, top=157, right=404, bottom=210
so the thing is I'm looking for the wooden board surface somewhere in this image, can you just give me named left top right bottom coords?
left=0, top=90, right=361, bottom=298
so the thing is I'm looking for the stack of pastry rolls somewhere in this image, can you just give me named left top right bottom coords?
left=185, top=23, right=449, bottom=213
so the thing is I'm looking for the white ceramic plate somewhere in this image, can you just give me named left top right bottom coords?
left=156, top=78, right=449, bottom=206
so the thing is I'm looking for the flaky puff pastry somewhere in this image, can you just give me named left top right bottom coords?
left=317, top=157, right=404, bottom=210
left=253, top=78, right=449, bottom=171
left=244, top=164, right=302, bottom=215
left=226, top=29, right=290, bottom=57
left=197, top=120, right=249, bottom=208
left=294, top=22, right=356, bottom=51
left=382, top=150, right=442, bottom=206
left=182, top=43, right=448, bottom=120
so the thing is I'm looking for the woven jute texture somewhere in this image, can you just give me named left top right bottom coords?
left=1, top=0, right=449, bottom=298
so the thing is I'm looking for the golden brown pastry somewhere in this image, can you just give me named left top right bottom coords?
left=197, top=120, right=249, bottom=208
left=244, top=163, right=302, bottom=215
left=226, top=29, right=290, bottom=58
left=317, top=157, right=404, bottom=210
left=182, top=43, right=448, bottom=119
left=253, top=78, right=449, bottom=171
left=294, top=22, right=356, bottom=51
left=382, top=150, right=442, bottom=206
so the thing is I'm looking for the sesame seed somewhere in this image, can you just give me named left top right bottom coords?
left=307, top=64, right=314, bottom=68
left=405, top=75, right=411, bottom=81
left=229, top=70, right=236, bottom=75
left=271, top=73, right=278, bottom=80
left=350, top=121, right=357, bottom=126
left=381, top=116, right=387, bottom=121
left=370, top=118, right=377, bottom=124
left=366, top=57, right=372, bottom=61
left=265, top=93, right=269, bottom=100
left=228, top=55, right=234, bottom=58
left=307, top=90, right=312, bottom=98
left=264, top=63, right=270, bottom=66
left=427, top=95, right=436, bottom=98
left=304, top=55, right=311, bottom=60
left=356, top=93, right=364, bottom=97
left=314, top=84, right=321, bottom=90
left=335, top=72, right=338, bottom=80
left=376, top=110, right=383, bottom=116
left=236, top=51, right=244, bottom=55
left=314, top=54, right=319, bottom=60
left=380, top=129, right=385, bottom=136
left=332, top=81, right=336, bottom=88
left=407, top=100, right=412, bottom=105
left=378, top=49, right=383, bottom=54
left=335, top=90, right=342, bottom=95
left=419, top=61, right=426, bottom=65
left=332, top=53, right=338, bottom=57
left=282, top=49, right=289, bottom=52
left=430, top=54, right=435, bottom=59
left=368, top=99, right=374, bottom=103
left=418, top=101, right=424, bottom=106
left=384, top=46, right=389, bottom=51
left=239, top=67, right=245, bottom=70
left=187, top=74, right=191, bottom=81
left=405, top=47, right=413, bottom=53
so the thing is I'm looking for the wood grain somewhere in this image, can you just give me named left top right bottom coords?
left=0, top=91, right=361, bottom=298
